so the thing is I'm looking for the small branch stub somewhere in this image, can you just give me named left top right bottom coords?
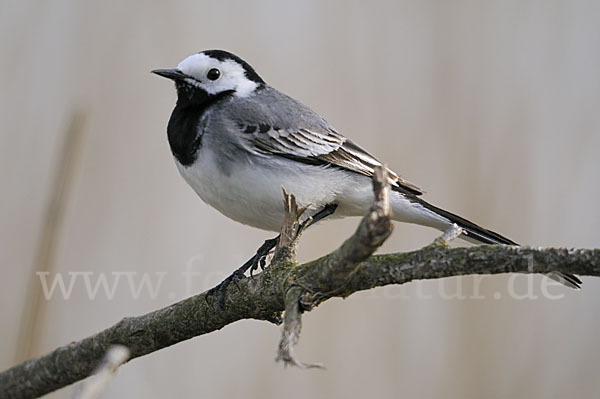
left=275, top=287, right=324, bottom=369
left=275, top=187, right=311, bottom=261
left=366, top=165, right=393, bottom=247
left=73, top=345, right=130, bottom=399
left=432, top=223, right=464, bottom=247
left=275, top=166, right=394, bottom=368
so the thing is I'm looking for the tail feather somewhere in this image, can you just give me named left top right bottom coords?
left=413, top=196, right=582, bottom=289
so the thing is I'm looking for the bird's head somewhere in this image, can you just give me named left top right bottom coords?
left=152, top=50, right=265, bottom=104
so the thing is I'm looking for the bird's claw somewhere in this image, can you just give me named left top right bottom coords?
left=206, top=235, right=280, bottom=313
left=249, top=254, right=268, bottom=277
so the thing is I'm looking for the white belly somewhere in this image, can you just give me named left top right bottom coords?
left=176, top=151, right=349, bottom=231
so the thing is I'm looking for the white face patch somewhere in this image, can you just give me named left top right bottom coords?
left=176, top=53, right=259, bottom=98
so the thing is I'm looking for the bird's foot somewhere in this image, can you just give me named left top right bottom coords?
left=207, top=235, right=280, bottom=312
left=249, top=236, right=280, bottom=277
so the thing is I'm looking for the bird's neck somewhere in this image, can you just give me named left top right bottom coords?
left=167, top=89, right=233, bottom=166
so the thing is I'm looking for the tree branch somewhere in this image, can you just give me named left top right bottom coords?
left=1, top=167, right=599, bottom=398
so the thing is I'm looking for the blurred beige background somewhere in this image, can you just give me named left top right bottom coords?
left=2, top=0, right=600, bottom=398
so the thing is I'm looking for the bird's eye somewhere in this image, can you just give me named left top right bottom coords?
left=207, top=68, right=221, bottom=81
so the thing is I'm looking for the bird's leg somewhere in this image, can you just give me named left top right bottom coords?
left=306, top=203, right=338, bottom=228
left=207, top=203, right=338, bottom=312
left=249, top=235, right=280, bottom=276
left=208, top=235, right=279, bottom=311
left=251, top=203, right=337, bottom=276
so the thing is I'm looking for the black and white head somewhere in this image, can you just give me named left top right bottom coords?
left=152, top=50, right=265, bottom=104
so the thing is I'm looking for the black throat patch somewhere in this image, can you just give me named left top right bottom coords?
left=167, top=87, right=234, bottom=166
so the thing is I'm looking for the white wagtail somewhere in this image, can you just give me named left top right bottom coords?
left=152, top=50, right=581, bottom=302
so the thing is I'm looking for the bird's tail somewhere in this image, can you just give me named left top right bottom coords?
left=412, top=196, right=582, bottom=289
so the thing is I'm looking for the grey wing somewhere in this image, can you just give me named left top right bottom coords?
left=251, top=126, right=423, bottom=195
left=225, top=88, right=423, bottom=195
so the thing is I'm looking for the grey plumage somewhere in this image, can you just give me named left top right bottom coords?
left=209, top=86, right=423, bottom=194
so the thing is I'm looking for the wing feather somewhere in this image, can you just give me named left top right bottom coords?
left=241, top=123, right=424, bottom=195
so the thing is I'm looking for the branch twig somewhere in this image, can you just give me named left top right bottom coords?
left=276, top=166, right=393, bottom=367
left=1, top=168, right=598, bottom=398
left=72, top=345, right=129, bottom=399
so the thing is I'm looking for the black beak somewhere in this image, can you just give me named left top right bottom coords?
left=151, top=68, right=187, bottom=81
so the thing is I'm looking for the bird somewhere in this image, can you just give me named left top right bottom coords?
left=152, top=49, right=581, bottom=303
